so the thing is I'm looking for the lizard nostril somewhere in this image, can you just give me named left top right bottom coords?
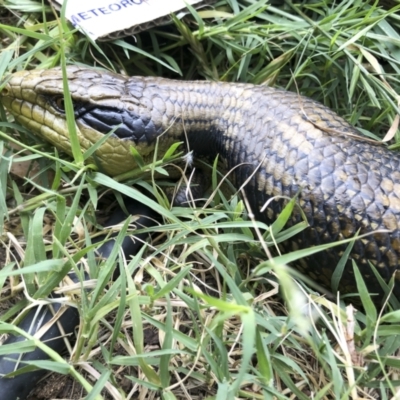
left=1, top=86, right=10, bottom=97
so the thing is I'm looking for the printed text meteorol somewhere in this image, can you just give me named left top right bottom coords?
left=69, top=0, right=146, bottom=25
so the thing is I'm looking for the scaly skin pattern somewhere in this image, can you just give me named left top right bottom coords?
left=2, top=66, right=400, bottom=301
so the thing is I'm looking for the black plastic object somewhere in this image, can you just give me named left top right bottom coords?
left=0, top=198, right=159, bottom=400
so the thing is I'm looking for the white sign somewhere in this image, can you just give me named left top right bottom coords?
left=53, top=0, right=206, bottom=40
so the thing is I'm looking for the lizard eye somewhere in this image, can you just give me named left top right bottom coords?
left=49, top=96, right=66, bottom=113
